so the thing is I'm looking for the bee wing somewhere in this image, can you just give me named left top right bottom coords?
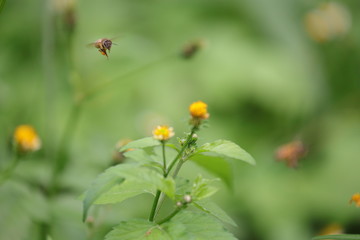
left=86, top=42, right=97, bottom=48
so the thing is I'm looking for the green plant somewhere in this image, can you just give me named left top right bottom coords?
left=82, top=101, right=255, bottom=239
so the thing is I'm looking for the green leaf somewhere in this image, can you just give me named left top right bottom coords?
left=163, top=210, right=237, bottom=240
left=191, top=175, right=219, bottom=201
left=120, top=137, right=160, bottom=151
left=124, top=149, right=163, bottom=169
left=106, top=219, right=171, bottom=240
left=197, top=140, right=256, bottom=165
left=189, top=154, right=232, bottom=187
left=83, top=164, right=175, bottom=221
left=83, top=169, right=125, bottom=221
left=193, top=199, right=237, bottom=227
left=312, top=235, right=360, bottom=240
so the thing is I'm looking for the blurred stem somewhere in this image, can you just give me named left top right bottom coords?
left=82, top=54, right=174, bottom=102
left=0, top=153, right=20, bottom=186
left=50, top=101, right=82, bottom=194
left=0, top=0, right=7, bottom=14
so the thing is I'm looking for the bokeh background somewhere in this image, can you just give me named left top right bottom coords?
left=1, top=0, right=360, bottom=239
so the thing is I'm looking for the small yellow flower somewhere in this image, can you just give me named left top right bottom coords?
left=152, top=125, right=175, bottom=141
left=13, top=125, right=41, bottom=152
left=350, top=193, right=360, bottom=207
left=189, top=101, right=210, bottom=120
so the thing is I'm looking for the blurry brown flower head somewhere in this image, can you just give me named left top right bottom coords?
left=13, top=125, right=41, bottom=153
left=152, top=125, right=175, bottom=141
left=181, top=39, right=206, bottom=59
left=349, top=193, right=360, bottom=207
left=318, top=223, right=343, bottom=237
left=275, top=140, right=307, bottom=168
left=112, top=139, right=133, bottom=164
left=305, top=2, right=351, bottom=42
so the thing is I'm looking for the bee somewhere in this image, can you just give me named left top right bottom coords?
left=88, top=38, right=115, bottom=58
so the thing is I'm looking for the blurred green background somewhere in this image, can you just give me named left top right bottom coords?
left=1, top=0, right=360, bottom=239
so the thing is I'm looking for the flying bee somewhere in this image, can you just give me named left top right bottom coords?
left=88, top=38, right=116, bottom=58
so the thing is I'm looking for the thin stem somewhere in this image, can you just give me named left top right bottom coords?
left=50, top=101, right=82, bottom=194
left=165, top=128, right=195, bottom=177
left=83, top=54, right=174, bottom=102
left=162, top=141, right=166, bottom=176
left=0, top=153, right=20, bottom=186
left=153, top=127, right=196, bottom=218
left=157, top=206, right=186, bottom=225
left=149, top=190, right=161, bottom=222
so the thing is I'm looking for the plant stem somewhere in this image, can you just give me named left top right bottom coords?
left=82, top=54, right=174, bottom=102
left=162, top=141, right=166, bottom=176
left=157, top=205, right=186, bottom=225
left=165, top=128, right=195, bottom=177
left=149, top=190, right=161, bottom=222
left=153, top=127, right=196, bottom=218
left=149, top=140, right=167, bottom=221
left=50, top=101, right=82, bottom=194
left=0, top=153, right=20, bottom=186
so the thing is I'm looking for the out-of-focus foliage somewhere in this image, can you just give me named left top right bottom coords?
left=0, top=0, right=360, bottom=239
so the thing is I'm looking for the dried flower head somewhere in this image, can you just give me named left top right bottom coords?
left=304, top=2, right=351, bottom=42
left=152, top=125, right=175, bottom=141
left=13, top=125, right=41, bottom=152
left=275, top=140, right=307, bottom=168
left=181, top=39, right=205, bottom=59
left=350, top=193, right=360, bottom=207
left=318, top=223, right=343, bottom=236
left=112, top=139, right=133, bottom=164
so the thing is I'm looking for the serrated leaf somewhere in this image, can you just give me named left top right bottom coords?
left=193, top=199, right=237, bottom=227
left=163, top=210, right=237, bottom=240
left=83, top=164, right=175, bottom=221
left=120, top=137, right=160, bottom=151
left=106, top=219, right=171, bottom=240
left=312, top=235, right=360, bottom=240
left=191, top=175, right=219, bottom=201
left=83, top=169, right=125, bottom=221
left=124, top=149, right=163, bottom=169
left=197, top=140, right=256, bottom=166
left=189, top=154, right=232, bottom=187
left=94, top=180, right=154, bottom=204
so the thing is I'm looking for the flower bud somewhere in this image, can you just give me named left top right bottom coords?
left=13, top=125, right=41, bottom=153
left=183, top=194, right=192, bottom=203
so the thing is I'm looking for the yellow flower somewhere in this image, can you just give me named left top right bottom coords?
left=350, top=193, right=360, bottom=207
left=13, top=125, right=41, bottom=152
left=189, top=101, right=209, bottom=120
left=152, top=125, right=175, bottom=141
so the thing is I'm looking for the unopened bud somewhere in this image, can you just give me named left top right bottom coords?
left=183, top=194, right=192, bottom=203
left=176, top=201, right=183, bottom=207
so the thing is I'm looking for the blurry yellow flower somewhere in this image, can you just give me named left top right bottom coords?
left=189, top=101, right=209, bottom=120
left=152, top=125, right=175, bottom=141
left=350, top=193, right=360, bottom=207
left=13, top=125, right=41, bottom=152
